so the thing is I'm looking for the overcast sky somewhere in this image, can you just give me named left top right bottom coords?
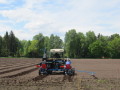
left=0, top=0, right=120, bottom=40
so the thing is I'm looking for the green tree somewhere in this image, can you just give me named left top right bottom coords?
left=15, top=38, right=21, bottom=57
left=49, top=34, right=55, bottom=49
left=107, top=37, right=120, bottom=58
left=75, top=32, right=86, bottom=58
left=0, top=36, right=3, bottom=56
left=110, top=33, right=120, bottom=40
left=24, top=40, right=31, bottom=57
left=33, top=33, right=44, bottom=41
left=85, top=31, right=97, bottom=57
left=27, top=40, right=40, bottom=57
left=49, top=34, right=63, bottom=49
left=33, top=33, right=45, bottom=57
left=44, top=36, right=50, bottom=50
left=9, top=31, right=19, bottom=56
left=19, top=40, right=28, bottom=56
left=89, top=34, right=109, bottom=58
left=2, top=32, right=10, bottom=56
left=64, top=29, right=77, bottom=58
left=54, top=35, right=63, bottom=48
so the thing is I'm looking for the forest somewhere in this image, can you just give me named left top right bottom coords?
left=0, top=30, right=120, bottom=58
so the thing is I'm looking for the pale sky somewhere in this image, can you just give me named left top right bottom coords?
left=0, top=0, right=120, bottom=40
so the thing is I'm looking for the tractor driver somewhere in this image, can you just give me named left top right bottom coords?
left=66, top=58, right=71, bottom=65
left=65, top=58, right=71, bottom=69
left=54, top=53, right=60, bottom=58
left=64, top=58, right=72, bottom=75
left=42, top=52, right=47, bottom=61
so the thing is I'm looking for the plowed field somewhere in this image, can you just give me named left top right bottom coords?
left=0, top=58, right=120, bottom=90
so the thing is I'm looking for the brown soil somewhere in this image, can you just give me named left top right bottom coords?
left=0, top=58, right=120, bottom=90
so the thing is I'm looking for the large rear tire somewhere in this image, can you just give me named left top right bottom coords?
left=67, top=68, right=75, bottom=76
left=39, top=69, right=48, bottom=75
left=39, top=70, right=41, bottom=75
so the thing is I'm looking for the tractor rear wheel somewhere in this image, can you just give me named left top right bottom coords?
left=67, top=68, right=75, bottom=76
left=39, top=70, right=41, bottom=75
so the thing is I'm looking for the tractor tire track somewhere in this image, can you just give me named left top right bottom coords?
left=0, top=63, right=36, bottom=72
left=0, top=62, right=38, bottom=71
left=62, top=75, right=75, bottom=82
left=2, top=67, right=39, bottom=78
left=0, top=61, right=38, bottom=68
left=91, top=75, right=98, bottom=79
left=32, top=75, right=49, bottom=81
left=0, top=64, right=36, bottom=75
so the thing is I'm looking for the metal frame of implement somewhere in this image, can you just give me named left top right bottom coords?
left=75, top=70, right=96, bottom=75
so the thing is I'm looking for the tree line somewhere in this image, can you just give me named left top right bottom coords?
left=0, top=31, right=63, bottom=58
left=0, top=30, right=120, bottom=58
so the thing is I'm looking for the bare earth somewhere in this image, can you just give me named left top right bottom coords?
left=0, top=58, right=120, bottom=90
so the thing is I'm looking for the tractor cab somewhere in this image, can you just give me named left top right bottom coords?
left=50, top=49, right=64, bottom=59
left=46, top=49, right=65, bottom=71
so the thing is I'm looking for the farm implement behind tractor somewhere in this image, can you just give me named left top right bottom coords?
left=36, top=49, right=96, bottom=77
left=36, top=49, right=75, bottom=76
